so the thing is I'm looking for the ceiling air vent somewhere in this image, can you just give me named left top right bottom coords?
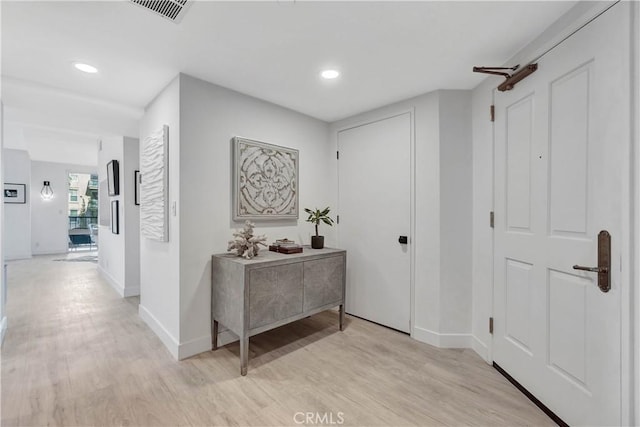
left=130, top=0, right=190, bottom=23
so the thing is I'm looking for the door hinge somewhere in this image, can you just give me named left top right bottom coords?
left=490, top=211, right=494, bottom=228
left=337, top=151, right=339, bottom=160
left=336, top=215, right=339, bottom=224
left=490, top=105, right=495, bottom=122
left=489, top=317, right=494, bottom=334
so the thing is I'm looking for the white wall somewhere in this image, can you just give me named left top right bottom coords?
left=1, top=100, right=7, bottom=344
left=31, top=161, right=96, bottom=255
left=3, top=149, right=31, bottom=260
left=330, top=89, right=472, bottom=347
left=3, top=122, right=101, bottom=167
left=138, top=76, right=181, bottom=358
left=97, top=136, right=140, bottom=297
left=439, top=91, right=472, bottom=336
left=123, top=137, right=140, bottom=294
left=177, top=74, right=333, bottom=358
left=97, top=136, right=124, bottom=289
left=139, top=74, right=333, bottom=359
left=3, top=76, right=141, bottom=141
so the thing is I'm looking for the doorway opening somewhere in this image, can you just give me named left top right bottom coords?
left=68, top=172, right=99, bottom=252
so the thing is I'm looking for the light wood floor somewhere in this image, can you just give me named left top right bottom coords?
left=1, top=253, right=554, bottom=426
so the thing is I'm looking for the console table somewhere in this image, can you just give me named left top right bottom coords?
left=211, top=247, right=346, bottom=375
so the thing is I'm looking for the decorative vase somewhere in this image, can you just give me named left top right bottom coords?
left=311, top=235, right=324, bottom=249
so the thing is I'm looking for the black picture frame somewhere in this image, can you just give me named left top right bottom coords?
left=107, top=160, right=120, bottom=196
left=4, top=183, right=26, bottom=204
left=134, top=170, right=140, bottom=206
left=111, top=200, right=119, bottom=234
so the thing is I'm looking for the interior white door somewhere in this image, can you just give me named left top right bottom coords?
left=338, top=112, right=411, bottom=333
left=493, top=4, right=629, bottom=425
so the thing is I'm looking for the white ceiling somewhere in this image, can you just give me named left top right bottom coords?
left=1, top=1, right=577, bottom=162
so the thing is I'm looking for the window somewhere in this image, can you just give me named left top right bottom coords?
left=69, top=189, right=78, bottom=202
left=70, top=209, right=78, bottom=216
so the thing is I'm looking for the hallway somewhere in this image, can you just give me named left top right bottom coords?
left=1, top=254, right=553, bottom=426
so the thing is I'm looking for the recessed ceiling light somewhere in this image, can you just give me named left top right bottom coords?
left=321, top=69, right=340, bottom=79
left=74, top=63, right=98, bottom=74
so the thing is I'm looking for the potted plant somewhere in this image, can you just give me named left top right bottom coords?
left=304, top=206, right=334, bottom=249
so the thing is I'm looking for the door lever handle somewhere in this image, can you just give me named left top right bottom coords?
left=572, top=265, right=608, bottom=273
left=572, top=230, right=611, bottom=293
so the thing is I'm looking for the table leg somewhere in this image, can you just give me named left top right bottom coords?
left=339, top=304, right=345, bottom=331
left=240, top=336, right=249, bottom=376
left=212, top=320, right=219, bottom=350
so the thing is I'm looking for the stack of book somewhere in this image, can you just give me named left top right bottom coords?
left=269, top=238, right=303, bottom=254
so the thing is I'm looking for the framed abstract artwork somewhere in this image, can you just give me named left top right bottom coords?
left=232, top=137, right=298, bottom=221
left=134, top=170, right=140, bottom=206
left=107, top=160, right=120, bottom=196
left=4, top=183, right=26, bottom=204
left=111, top=200, right=119, bottom=234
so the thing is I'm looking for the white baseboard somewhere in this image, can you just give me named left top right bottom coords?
left=98, top=265, right=125, bottom=297
left=123, top=285, right=140, bottom=297
left=178, top=335, right=212, bottom=360
left=1, top=316, right=7, bottom=345
left=138, top=304, right=179, bottom=360
left=179, top=329, right=241, bottom=359
left=472, top=335, right=490, bottom=363
left=412, top=326, right=440, bottom=347
left=5, top=253, right=32, bottom=261
left=138, top=308, right=222, bottom=361
left=412, top=326, right=472, bottom=348
left=32, top=250, right=68, bottom=256
left=98, top=266, right=139, bottom=297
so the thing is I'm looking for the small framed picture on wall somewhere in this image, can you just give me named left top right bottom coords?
left=111, top=200, right=119, bottom=234
left=107, top=160, right=120, bottom=196
left=4, top=183, right=26, bottom=204
left=134, top=170, right=140, bottom=206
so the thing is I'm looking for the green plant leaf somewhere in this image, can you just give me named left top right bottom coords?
left=304, top=206, right=333, bottom=226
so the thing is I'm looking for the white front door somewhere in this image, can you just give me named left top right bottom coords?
left=493, top=4, right=630, bottom=425
left=338, top=112, right=411, bottom=333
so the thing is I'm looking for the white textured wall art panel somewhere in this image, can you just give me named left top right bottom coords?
left=140, top=125, right=169, bottom=241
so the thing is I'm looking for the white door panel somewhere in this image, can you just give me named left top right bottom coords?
left=338, top=113, right=411, bottom=333
left=493, top=3, right=629, bottom=425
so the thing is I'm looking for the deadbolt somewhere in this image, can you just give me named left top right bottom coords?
left=398, top=236, right=408, bottom=244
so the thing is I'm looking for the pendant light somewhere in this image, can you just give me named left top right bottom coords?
left=41, top=181, right=54, bottom=200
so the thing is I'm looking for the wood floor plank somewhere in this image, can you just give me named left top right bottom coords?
left=1, top=253, right=554, bottom=426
